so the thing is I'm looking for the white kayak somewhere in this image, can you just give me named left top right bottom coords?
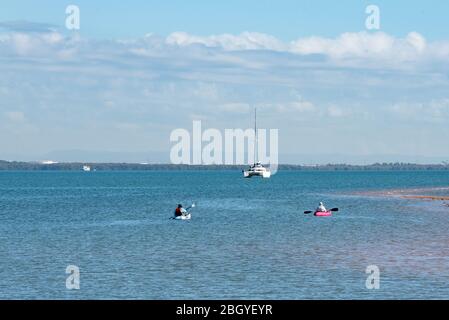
left=173, top=213, right=191, bottom=220
left=172, top=203, right=195, bottom=220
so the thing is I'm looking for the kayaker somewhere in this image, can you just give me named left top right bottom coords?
left=175, top=204, right=187, bottom=217
left=316, top=202, right=327, bottom=212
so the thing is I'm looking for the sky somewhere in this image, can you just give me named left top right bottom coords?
left=1, top=1, right=449, bottom=164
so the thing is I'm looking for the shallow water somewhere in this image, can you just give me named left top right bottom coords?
left=0, top=170, right=448, bottom=299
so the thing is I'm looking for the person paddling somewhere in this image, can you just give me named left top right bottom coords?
left=316, top=202, right=327, bottom=212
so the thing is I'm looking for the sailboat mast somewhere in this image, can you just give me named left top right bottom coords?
left=254, top=107, right=257, bottom=164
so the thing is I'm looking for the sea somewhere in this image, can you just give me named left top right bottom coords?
left=0, top=170, right=448, bottom=299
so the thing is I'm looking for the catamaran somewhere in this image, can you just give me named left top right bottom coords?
left=243, top=108, right=271, bottom=178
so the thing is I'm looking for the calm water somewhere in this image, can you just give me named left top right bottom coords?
left=0, top=170, right=448, bottom=299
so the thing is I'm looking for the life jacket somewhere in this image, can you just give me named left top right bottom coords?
left=175, top=207, right=182, bottom=216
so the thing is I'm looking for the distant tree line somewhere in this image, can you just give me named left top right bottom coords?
left=1, top=160, right=449, bottom=171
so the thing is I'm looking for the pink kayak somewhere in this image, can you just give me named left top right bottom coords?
left=314, top=211, right=332, bottom=217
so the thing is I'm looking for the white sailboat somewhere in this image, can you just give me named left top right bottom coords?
left=243, top=108, right=271, bottom=178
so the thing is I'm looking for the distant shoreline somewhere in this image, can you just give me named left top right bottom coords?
left=2, top=160, right=449, bottom=171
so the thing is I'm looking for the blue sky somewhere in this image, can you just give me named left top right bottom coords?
left=1, top=1, right=449, bottom=163
left=1, top=0, right=448, bottom=40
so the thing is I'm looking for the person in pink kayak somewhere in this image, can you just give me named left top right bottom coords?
left=316, top=202, right=327, bottom=212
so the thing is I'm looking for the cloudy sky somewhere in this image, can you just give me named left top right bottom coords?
left=1, top=0, right=449, bottom=164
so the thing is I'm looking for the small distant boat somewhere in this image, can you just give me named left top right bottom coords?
left=243, top=107, right=271, bottom=178
left=243, top=162, right=271, bottom=178
left=41, top=160, right=58, bottom=165
left=82, top=165, right=91, bottom=172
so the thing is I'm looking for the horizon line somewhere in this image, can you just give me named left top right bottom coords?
left=2, top=160, right=449, bottom=167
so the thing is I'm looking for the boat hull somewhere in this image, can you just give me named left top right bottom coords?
left=314, top=211, right=332, bottom=217
left=243, top=170, right=271, bottom=178
left=173, top=213, right=191, bottom=220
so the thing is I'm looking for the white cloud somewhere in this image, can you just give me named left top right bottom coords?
left=192, top=82, right=219, bottom=101
left=1, top=25, right=449, bottom=158
left=166, top=31, right=286, bottom=51
left=0, top=21, right=58, bottom=33
left=289, top=31, right=434, bottom=67
left=0, top=22, right=442, bottom=71
left=390, top=99, right=449, bottom=123
left=163, top=31, right=447, bottom=69
left=114, top=122, right=142, bottom=131
left=0, top=28, right=447, bottom=73
left=275, top=100, right=315, bottom=113
left=5, top=111, right=25, bottom=122
left=3, top=31, right=65, bottom=56
left=290, top=101, right=315, bottom=112
left=406, top=32, right=426, bottom=53
left=218, top=103, right=251, bottom=113
left=291, top=32, right=396, bottom=58
left=327, top=105, right=345, bottom=118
